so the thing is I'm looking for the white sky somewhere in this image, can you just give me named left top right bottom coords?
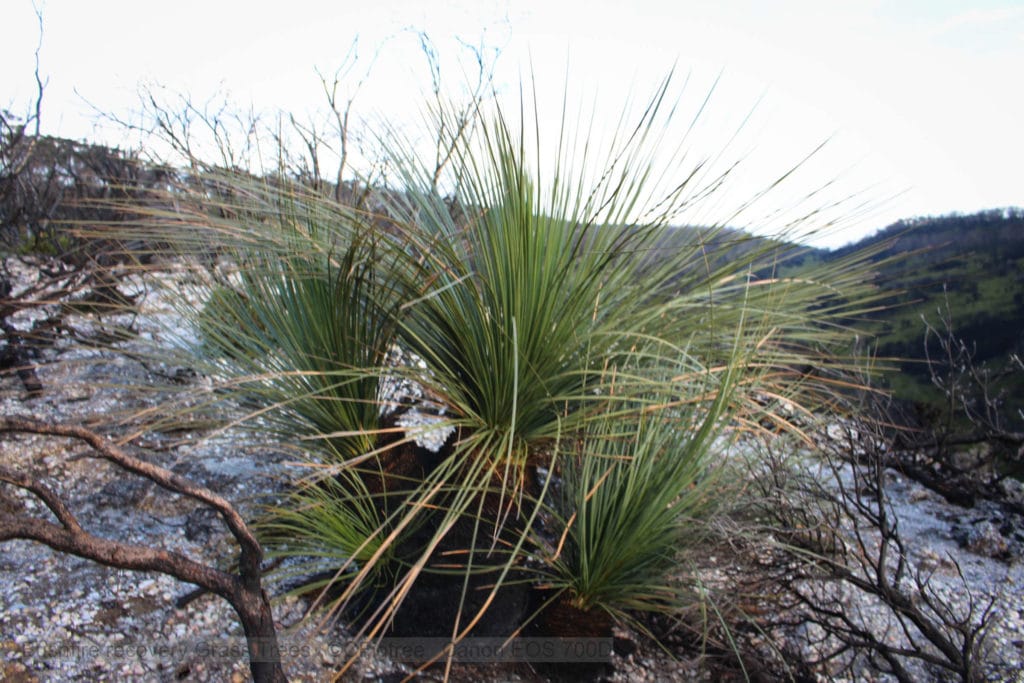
left=3, top=0, right=1022, bottom=248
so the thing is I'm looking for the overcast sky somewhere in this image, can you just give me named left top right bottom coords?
left=3, top=0, right=1022, bottom=247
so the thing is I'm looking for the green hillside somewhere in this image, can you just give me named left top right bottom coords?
left=612, top=208, right=1024, bottom=428
left=824, top=208, right=1024, bottom=423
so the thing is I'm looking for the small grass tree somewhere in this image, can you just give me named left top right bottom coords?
left=110, top=71, right=884, bottom=679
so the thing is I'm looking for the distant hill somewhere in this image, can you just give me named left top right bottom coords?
left=819, top=208, right=1024, bottom=421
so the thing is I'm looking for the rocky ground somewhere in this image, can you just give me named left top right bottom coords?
left=2, top=264, right=1023, bottom=682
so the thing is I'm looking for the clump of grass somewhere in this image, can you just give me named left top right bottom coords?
left=196, top=225, right=403, bottom=462
left=543, top=386, right=735, bottom=622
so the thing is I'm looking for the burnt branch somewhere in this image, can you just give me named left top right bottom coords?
left=0, top=416, right=288, bottom=683
left=918, top=295, right=1024, bottom=470
left=30, top=1, right=47, bottom=137
left=869, top=302, right=1024, bottom=514
left=761, top=412, right=1000, bottom=683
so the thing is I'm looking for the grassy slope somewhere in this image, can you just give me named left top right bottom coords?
left=816, top=209, right=1024, bottom=414
left=676, top=208, right=1024, bottom=419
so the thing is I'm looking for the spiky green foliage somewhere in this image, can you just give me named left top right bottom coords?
left=196, top=213, right=403, bottom=462
left=541, top=355, right=738, bottom=619
left=106, top=71, right=888, bottom=677
left=258, top=470, right=393, bottom=589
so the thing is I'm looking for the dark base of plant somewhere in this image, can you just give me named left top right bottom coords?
left=297, top=568, right=626, bottom=675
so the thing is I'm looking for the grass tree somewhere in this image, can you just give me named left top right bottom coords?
left=112, top=71, right=884, bottom=678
